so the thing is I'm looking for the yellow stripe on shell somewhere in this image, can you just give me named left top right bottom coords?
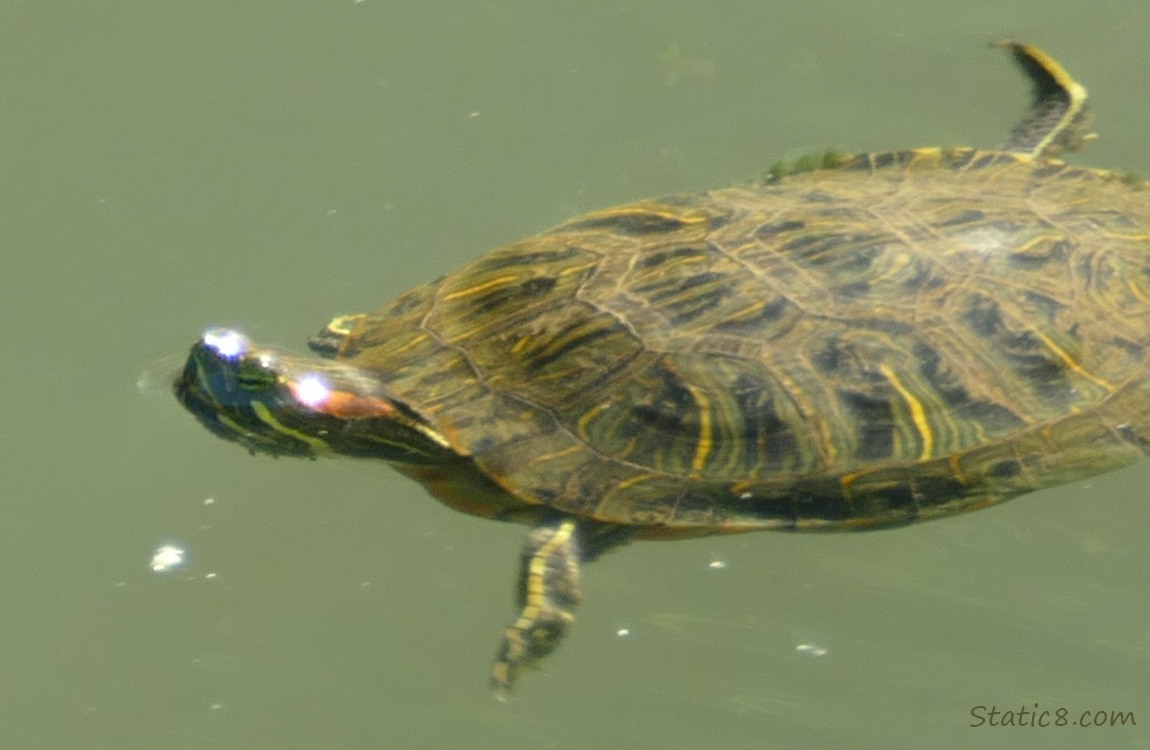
left=1029, top=330, right=1114, bottom=391
left=613, top=472, right=662, bottom=492
left=441, top=275, right=520, bottom=301
left=576, top=400, right=614, bottom=442
left=388, top=332, right=431, bottom=357
left=684, top=382, right=714, bottom=475
left=566, top=205, right=711, bottom=229
left=878, top=363, right=934, bottom=462
left=529, top=445, right=583, bottom=466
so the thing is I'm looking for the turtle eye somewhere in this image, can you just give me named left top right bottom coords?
left=235, top=355, right=277, bottom=392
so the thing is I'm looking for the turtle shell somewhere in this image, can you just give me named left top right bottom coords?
left=315, top=147, right=1150, bottom=534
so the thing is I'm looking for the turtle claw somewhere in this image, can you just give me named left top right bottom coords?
left=490, top=603, right=572, bottom=697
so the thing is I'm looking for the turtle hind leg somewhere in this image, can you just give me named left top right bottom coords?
left=998, top=41, right=1093, bottom=158
left=490, top=518, right=584, bottom=697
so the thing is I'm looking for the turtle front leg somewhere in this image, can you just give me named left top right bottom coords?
left=491, top=518, right=583, bottom=696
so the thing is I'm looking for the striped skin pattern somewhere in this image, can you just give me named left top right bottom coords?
left=322, top=147, right=1150, bottom=534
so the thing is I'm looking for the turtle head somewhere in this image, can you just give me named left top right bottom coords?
left=174, top=328, right=452, bottom=462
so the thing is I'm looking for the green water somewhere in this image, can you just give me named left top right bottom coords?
left=2, top=2, right=1147, bottom=748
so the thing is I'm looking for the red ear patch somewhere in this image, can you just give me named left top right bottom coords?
left=288, top=379, right=397, bottom=419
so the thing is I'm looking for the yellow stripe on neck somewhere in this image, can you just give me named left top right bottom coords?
left=250, top=401, right=334, bottom=454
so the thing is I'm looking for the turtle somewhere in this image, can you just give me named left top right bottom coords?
left=174, top=42, right=1150, bottom=696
